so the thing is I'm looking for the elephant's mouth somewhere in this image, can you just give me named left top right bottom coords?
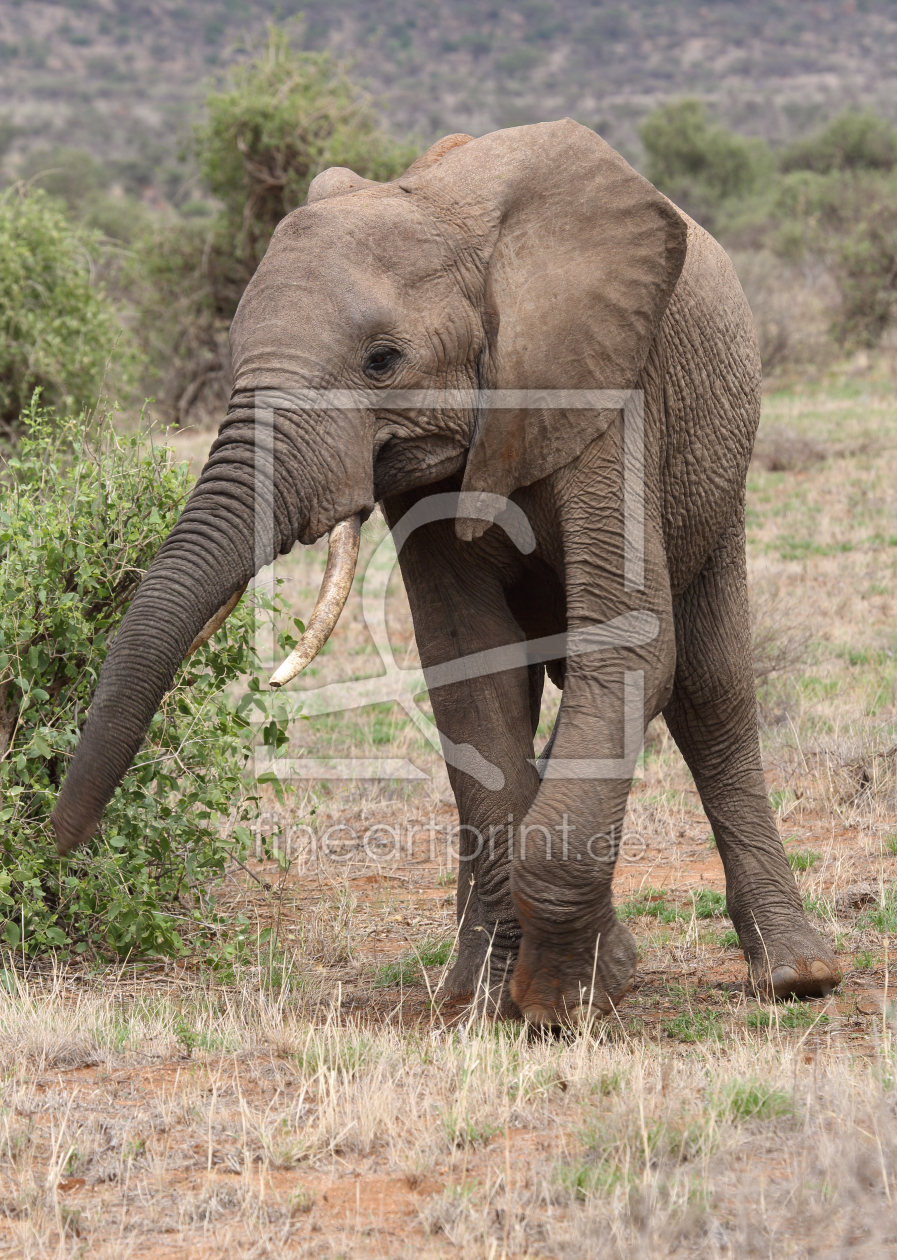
left=373, top=432, right=469, bottom=501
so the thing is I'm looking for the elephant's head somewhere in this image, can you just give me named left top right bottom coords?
left=51, top=119, right=687, bottom=855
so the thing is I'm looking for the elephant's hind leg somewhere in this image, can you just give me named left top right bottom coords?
left=663, top=521, right=841, bottom=999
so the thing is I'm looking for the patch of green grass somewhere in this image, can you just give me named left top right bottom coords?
left=745, top=1002, right=830, bottom=1031
left=596, top=1070, right=623, bottom=1097
left=861, top=890, right=897, bottom=934
left=720, top=929, right=742, bottom=951
left=440, top=1108, right=498, bottom=1151
left=803, top=894, right=834, bottom=918
left=796, top=676, right=840, bottom=698
left=788, top=849, right=821, bottom=871
left=566, top=1111, right=713, bottom=1199
left=618, top=889, right=685, bottom=924
left=294, top=1035, right=371, bottom=1075
left=639, top=789, right=693, bottom=809
left=854, top=950, right=878, bottom=970
left=664, top=1008, right=725, bottom=1043
left=288, top=1185, right=315, bottom=1215
left=693, top=889, right=727, bottom=919
left=718, top=1079, right=794, bottom=1122
left=774, top=536, right=854, bottom=562
left=374, top=936, right=454, bottom=987
left=172, top=1015, right=225, bottom=1057
left=885, top=834, right=897, bottom=856
left=769, top=789, right=796, bottom=814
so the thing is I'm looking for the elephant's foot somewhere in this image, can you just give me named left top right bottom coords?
left=509, top=918, right=637, bottom=1027
left=438, top=946, right=521, bottom=1021
left=740, top=917, right=841, bottom=999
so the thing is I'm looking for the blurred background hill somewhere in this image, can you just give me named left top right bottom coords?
left=0, top=4, right=895, bottom=428
left=2, top=1, right=897, bottom=188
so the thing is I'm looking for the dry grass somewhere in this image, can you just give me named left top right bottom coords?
left=0, top=956, right=895, bottom=1257
left=10, top=369, right=894, bottom=1255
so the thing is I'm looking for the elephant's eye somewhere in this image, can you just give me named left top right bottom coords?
left=364, top=346, right=401, bottom=378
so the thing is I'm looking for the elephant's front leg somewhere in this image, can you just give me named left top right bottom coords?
left=384, top=495, right=544, bottom=1016
left=508, top=450, right=677, bottom=1025
left=509, top=632, right=675, bottom=1024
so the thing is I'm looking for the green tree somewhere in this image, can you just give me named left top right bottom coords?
left=196, top=24, right=417, bottom=293
left=780, top=110, right=897, bottom=175
left=132, top=25, right=416, bottom=425
left=640, top=99, right=773, bottom=229
left=0, top=186, right=134, bottom=432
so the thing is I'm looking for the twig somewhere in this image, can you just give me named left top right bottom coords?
left=226, top=850, right=272, bottom=891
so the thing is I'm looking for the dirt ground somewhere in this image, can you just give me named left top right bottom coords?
left=2, top=800, right=896, bottom=1258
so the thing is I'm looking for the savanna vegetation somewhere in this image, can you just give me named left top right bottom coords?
left=1, top=22, right=896, bottom=1258
left=641, top=100, right=897, bottom=360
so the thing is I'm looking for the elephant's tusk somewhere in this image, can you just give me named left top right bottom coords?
left=269, top=514, right=361, bottom=688
left=185, top=586, right=247, bottom=658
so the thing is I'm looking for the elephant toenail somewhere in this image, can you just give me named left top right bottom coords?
left=523, top=1005, right=558, bottom=1027
left=770, top=965, right=799, bottom=994
left=810, top=960, right=831, bottom=979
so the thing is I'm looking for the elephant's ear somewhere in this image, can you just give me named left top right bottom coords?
left=401, top=119, right=688, bottom=541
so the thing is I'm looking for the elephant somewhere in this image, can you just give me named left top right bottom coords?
left=51, top=119, right=841, bottom=1024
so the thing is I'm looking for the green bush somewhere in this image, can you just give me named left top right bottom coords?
left=0, top=399, right=288, bottom=961
left=640, top=99, right=773, bottom=230
left=19, top=146, right=107, bottom=216
left=639, top=102, right=897, bottom=353
left=13, top=145, right=153, bottom=252
left=830, top=183, right=897, bottom=345
left=125, top=217, right=229, bottom=426
left=0, top=187, right=134, bottom=431
left=780, top=110, right=897, bottom=175
left=772, top=168, right=897, bottom=346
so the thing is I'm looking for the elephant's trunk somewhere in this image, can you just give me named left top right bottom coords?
left=269, top=514, right=360, bottom=687
left=51, top=398, right=323, bottom=856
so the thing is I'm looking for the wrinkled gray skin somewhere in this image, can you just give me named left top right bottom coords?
left=52, top=121, right=841, bottom=1023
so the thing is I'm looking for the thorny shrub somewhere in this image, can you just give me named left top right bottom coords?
left=0, top=399, right=291, bottom=961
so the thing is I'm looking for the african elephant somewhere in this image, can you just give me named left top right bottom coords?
left=52, top=120, right=841, bottom=1023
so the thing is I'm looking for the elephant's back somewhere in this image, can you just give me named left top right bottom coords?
left=653, top=215, right=762, bottom=597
